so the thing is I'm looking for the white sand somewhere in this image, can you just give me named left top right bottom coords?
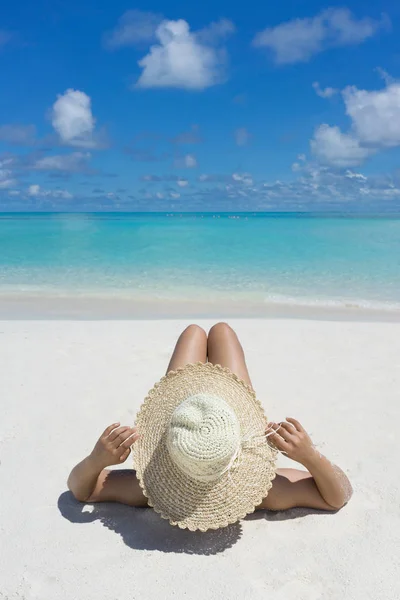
left=1, top=318, right=399, bottom=599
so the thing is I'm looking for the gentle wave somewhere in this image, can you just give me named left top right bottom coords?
left=1, top=213, right=400, bottom=315
left=1, top=285, right=400, bottom=313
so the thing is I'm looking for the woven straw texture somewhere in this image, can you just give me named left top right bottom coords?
left=133, top=362, right=277, bottom=532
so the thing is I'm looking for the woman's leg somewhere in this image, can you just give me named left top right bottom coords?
left=207, top=322, right=253, bottom=388
left=166, top=324, right=208, bottom=374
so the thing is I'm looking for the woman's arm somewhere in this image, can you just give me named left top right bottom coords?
left=67, top=423, right=139, bottom=502
left=301, top=451, right=353, bottom=509
left=263, top=417, right=352, bottom=510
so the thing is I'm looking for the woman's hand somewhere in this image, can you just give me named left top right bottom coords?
left=266, top=417, right=317, bottom=466
left=89, top=423, right=139, bottom=470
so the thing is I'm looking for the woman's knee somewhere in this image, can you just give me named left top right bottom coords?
left=182, top=324, right=207, bottom=338
left=208, top=322, right=235, bottom=338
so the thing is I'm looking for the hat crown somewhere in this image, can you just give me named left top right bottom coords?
left=166, top=393, right=241, bottom=482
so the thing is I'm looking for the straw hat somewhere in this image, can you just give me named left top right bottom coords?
left=133, top=362, right=277, bottom=531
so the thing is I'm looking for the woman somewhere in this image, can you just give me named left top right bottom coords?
left=68, top=322, right=352, bottom=525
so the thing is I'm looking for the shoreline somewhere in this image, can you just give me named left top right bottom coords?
left=1, top=293, right=400, bottom=321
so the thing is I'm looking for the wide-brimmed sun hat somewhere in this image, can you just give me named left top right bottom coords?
left=133, top=362, right=277, bottom=531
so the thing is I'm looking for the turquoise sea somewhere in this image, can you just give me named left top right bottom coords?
left=1, top=212, right=400, bottom=313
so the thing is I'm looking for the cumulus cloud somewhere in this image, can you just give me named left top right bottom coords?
left=136, top=18, right=234, bottom=90
left=51, top=89, right=98, bottom=148
left=105, top=12, right=234, bottom=90
left=103, top=10, right=163, bottom=49
left=343, top=83, right=400, bottom=147
left=311, top=81, right=400, bottom=167
left=27, top=184, right=73, bottom=199
left=312, top=82, right=338, bottom=98
left=32, top=152, right=91, bottom=173
left=253, top=8, right=388, bottom=65
left=0, top=124, right=37, bottom=145
left=310, top=124, right=373, bottom=167
left=234, top=127, right=250, bottom=146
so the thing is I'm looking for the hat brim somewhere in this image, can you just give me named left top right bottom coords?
left=133, top=362, right=277, bottom=532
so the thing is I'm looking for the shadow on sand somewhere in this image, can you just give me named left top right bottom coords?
left=58, top=491, right=332, bottom=555
left=58, top=491, right=242, bottom=555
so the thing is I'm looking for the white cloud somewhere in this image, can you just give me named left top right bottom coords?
left=343, top=83, right=400, bottom=147
left=191, top=163, right=400, bottom=207
left=234, top=127, right=250, bottom=146
left=254, top=14, right=325, bottom=64
left=33, top=152, right=91, bottom=172
left=174, top=153, right=198, bottom=168
left=177, top=178, right=189, bottom=187
left=51, top=89, right=97, bottom=147
left=28, top=184, right=41, bottom=196
left=104, top=10, right=163, bottom=49
left=253, top=8, right=388, bottom=65
left=345, top=170, right=367, bottom=180
left=28, top=184, right=73, bottom=199
left=136, top=18, right=233, bottom=90
left=184, top=154, right=197, bottom=168
left=0, top=159, right=16, bottom=188
left=261, top=164, right=400, bottom=204
left=52, top=189, right=74, bottom=199
left=196, top=18, right=235, bottom=44
left=310, top=124, right=373, bottom=167
left=375, top=67, right=394, bottom=86
left=312, top=81, right=338, bottom=98
left=311, top=81, right=400, bottom=167
left=232, top=172, right=253, bottom=185
left=0, top=177, right=16, bottom=189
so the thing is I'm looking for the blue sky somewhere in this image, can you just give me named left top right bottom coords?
left=1, top=0, right=400, bottom=211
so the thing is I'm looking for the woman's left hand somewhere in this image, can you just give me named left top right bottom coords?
left=266, top=417, right=317, bottom=466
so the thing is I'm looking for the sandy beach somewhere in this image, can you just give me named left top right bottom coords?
left=1, top=317, right=399, bottom=599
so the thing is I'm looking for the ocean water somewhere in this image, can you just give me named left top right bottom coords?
left=1, top=212, right=400, bottom=312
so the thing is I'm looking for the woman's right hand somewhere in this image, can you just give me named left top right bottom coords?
left=89, top=423, right=139, bottom=469
left=266, top=417, right=317, bottom=466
